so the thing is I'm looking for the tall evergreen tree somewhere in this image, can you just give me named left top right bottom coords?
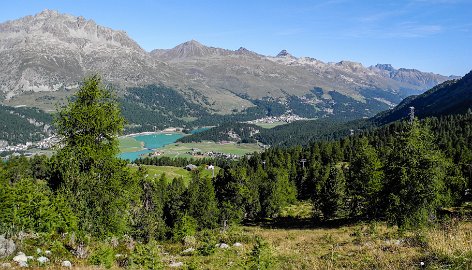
left=131, top=167, right=167, bottom=242
left=348, top=138, right=384, bottom=217
left=214, top=167, right=249, bottom=224
left=163, top=177, right=188, bottom=230
left=51, top=75, right=130, bottom=236
left=384, top=120, right=450, bottom=228
left=319, top=165, right=346, bottom=220
left=187, top=170, right=219, bottom=229
left=260, top=169, right=297, bottom=218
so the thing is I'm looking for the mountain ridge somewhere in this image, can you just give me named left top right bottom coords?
left=372, top=70, right=472, bottom=124
left=0, top=9, right=460, bottom=119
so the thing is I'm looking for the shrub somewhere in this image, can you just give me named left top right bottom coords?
left=89, top=243, right=115, bottom=269
left=246, top=236, right=275, bottom=270
left=172, top=215, right=197, bottom=243
left=129, top=242, right=163, bottom=270
left=0, top=179, right=77, bottom=234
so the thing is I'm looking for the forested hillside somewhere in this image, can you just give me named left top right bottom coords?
left=180, top=70, right=472, bottom=147
left=0, top=105, right=52, bottom=145
left=373, top=70, right=472, bottom=124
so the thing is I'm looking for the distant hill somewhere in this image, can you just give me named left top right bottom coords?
left=181, top=70, right=472, bottom=147
left=372, top=70, right=472, bottom=124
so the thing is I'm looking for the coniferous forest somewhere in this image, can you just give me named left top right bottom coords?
left=1, top=76, right=472, bottom=269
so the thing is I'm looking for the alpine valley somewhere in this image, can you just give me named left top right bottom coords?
left=0, top=10, right=459, bottom=144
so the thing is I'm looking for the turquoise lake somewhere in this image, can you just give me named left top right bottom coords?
left=119, top=133, right=184, bottom=161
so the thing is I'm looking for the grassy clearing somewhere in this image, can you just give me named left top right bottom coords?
left=157, top=141, right=262, bottom=159
left=253, top=122, right=288, bottom=129
left=127, top=165, right=219, bottom=185
left=159, top=221, right=472, bottom=270
left=118, top=137, right=143, bottom=153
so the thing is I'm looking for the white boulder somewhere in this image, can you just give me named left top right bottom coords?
left=13, top=252, right=27, bottom=263
left=37, top=256, right=49, bottom=264
left=61, top=260, right=72, bottom=268
left=216, top=243, right=229, bottom=249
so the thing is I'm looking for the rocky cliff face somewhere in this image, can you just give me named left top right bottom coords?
left=0, top=10, right=185, bottom=98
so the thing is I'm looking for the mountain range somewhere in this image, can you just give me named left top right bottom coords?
left=0, top=10, right=458, bottom=120
left=373, top=70, right=472, bottom=124
left=180, top=68, right=472, bottom=147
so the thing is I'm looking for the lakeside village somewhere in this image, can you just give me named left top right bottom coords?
left=245, top=112, right=308, bottom=125
left=146, top=147, right=241, bottom=160
left=0, top=136, right=59, bottom=160
left=1, top=113, right=300, bottom=161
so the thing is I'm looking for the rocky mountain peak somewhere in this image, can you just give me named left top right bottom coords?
left=235, top=47, right=261, bottom=57
left=336, top=60, right=364, bottom=71
left=158, top=39, right=222, bottom=60
left=37, top=9, right=60, bottom=18
left=0, top=10, right=182, bottom=99
left=276, top=49, right=295, bottom=58
left=374, top=64, right=396, bottom=72
left=369, top=64, right=459, bottom=88
left=182, top=39, right=204, bottom=47
left=0, top=9, right=143, bottom=52
left=236, top=47, right=251, bottom=53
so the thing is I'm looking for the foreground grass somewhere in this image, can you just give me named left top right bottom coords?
left=4, top=220, right=471, bottom=269
left=164, top=221, right=472, bottom=270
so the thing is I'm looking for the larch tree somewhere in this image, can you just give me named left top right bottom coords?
left=52, top=75, right=131, bottom=236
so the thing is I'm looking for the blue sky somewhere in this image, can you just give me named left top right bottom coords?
left=1, top=0, right=471, bottom=75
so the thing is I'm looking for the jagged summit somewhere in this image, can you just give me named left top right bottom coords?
left=276, top=49, right=295, bottom=58
left=181, top=39, right=204, bottom=47
left=1, top=9, right=142, bottom=52
left=153, top=41, right=263, bottom=60
left=374, top=64, right=396, bottom=72
left=37, top=9, right=59, bottom=17
left=235, top=47, right=261, bottom=57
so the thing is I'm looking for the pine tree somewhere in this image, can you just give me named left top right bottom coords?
left=187, top=170, right=219, bottom=229
left=131, top=167, right=167, bottom=242
left=214, top=167, right=248, bottom=224
left=348, top=138, right=384, bottom=217
left=51, top=75, right=130, bottom=235
left=260, top=169, right=297, bottom=218
left=320, top=165, right=346, bottom=220
left=384, top=120, right=450, bottom=228
left=164, top=177, right=187, bottom=229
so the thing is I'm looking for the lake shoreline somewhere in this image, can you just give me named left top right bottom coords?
left=120, top=130, right=185, bottom=139
left=119, top=127, right=214, bottom=161
left=119, top=132, right=186, bottom=161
